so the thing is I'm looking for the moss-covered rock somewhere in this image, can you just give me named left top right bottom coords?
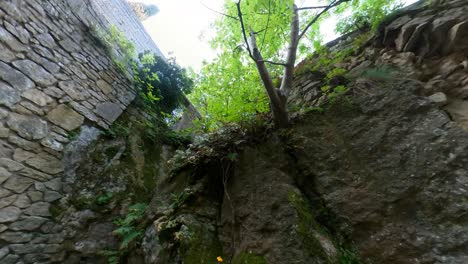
left=232, top=253, right=267, bottom=264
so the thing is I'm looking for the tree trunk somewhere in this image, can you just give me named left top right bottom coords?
left=249, top=32, right=289, bottom=128
left=279, top=5, right=299, bottom=101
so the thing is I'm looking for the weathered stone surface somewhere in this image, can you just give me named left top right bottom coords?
left=0, top=246, right=9, bottom=260
left=0, top=43, right=15, bottom=63
left=27, top=191, right=43, bottom=203
left=24, top=153, right=63, bottom=175
left=41, top=136, right=64, bottom=152
left=44, top=191, right=62, bottom=202
left=59, top=38, right=80, bottom=52
left=10, top=243, right=61, bottom=255
left=13, top=194, right=31, bottom=209
left=7, top=113, right=49, bottom=140
left=447, top=20, right=468, bottom=52
left=0, top=225, right=7, bottom=233
left=429, top=92, right=448, bottom=106
left=1, top=254, right=20, bottom=264
left=95, top=102, right=123, bottom=123
left=43, top=86, right=65, bottom=98
left=3, top=176, right=34, bottom=193
left=9, top=216, right=48, bottom=231
left=24, top=202, right=51, bottom=217
left=44, top=178, right=62, bottom=192
left=5, top=22, right=30, bottom=44
left=21, top=89, right=54, bottom=106
left=444, top=99, right=468, bottom=130
left=22, top=253, right=52, bottom=263
left=20, top=100, right=45, bottom=115
left=0, top=126, right=9, bottom=138
left=0, top=62, right=34, bottom=92
left=0, top=27, right=28, bottom=52
left=58, top=80, right=89, bottom=100
left=8, top=135, right=41, bottom=151
left=13, top=148, right=35, bottom=162
left=18, top=167, right=53, bottom=181
left=47, top=104, right=84, bottom=131
left=0, top=195, right=17, bottom=209
left=0, top=206, right=21, bottom=223
left=0, top=141, right=14, bottom=159
left=12, top=59, right=57, bottom=87
left=0, top=188, right=12, bottom=198
left=0, top=81, right=21, bottom=107
left=36, top=33, right=56, bottom=48
left=0, top=167, right=12, bottom=184
left=97, top=79, right=113, bottom=95
left=0, top=231, right=33, bottom=243
left=0, top=107, right=8, bottom=119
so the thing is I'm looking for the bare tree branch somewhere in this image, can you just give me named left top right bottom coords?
left=279, top=4, right=299, bottom=98
left=298, top=0, right=350, bottom=40
left=297, top=5, right=330, bottom=11
left=260, top=60, right=287, bottom=66
left=200, top=1, right=239, bottom=20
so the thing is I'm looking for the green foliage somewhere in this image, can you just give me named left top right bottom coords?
left=334, top=0, right=404, bottom=33
left=96, top=192, right=113, bottom=205
left=189, top=52, right=270, bottom=131
left=170, top=188, right=195, bottom=210
left=232, top=253, right=267, bottom=264
left=103, top=120, right=131, bottom=139
left=189, top=0, right=405, bottom=128
left=99, top=250, right=120, bottom=264
left=113, top=203, right=148, bottom=250
left=339, top=248, right=361, bottom=264
left=326, top=68, right=348, bottom=81
left=68, top=128, right=81, bottom=141
left=134, top=52, right=193, bottom=115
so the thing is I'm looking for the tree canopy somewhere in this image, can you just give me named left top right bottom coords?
left=189, top=0, right=404, bottom=130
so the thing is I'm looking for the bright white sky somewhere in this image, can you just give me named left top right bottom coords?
left=130, top=0, right=418, bottom=70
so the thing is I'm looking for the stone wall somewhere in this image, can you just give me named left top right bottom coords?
left=91, top=0, right=165, bottom=58
left=0, top=0, right=137, bottom=263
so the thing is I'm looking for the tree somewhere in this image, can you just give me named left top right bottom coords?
left=193, top=0, right=403, bottom=129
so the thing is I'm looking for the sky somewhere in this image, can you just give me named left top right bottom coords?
left=130, top=0, right=418, bottom=70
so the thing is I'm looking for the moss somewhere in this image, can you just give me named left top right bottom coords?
left=70, top=196, right=95, bottom=210
left=232, top=253, right=267, bottom=264
left=68, top=127, right=81, bottom=141
left=288, top=191, right=330, bottom=262
left=49, top=204, right=66, bottom=220
left=181, top=227, right=223, bottom=264
left=288, top=193, right=364, bottom=264
left=338, top=248, right=362, bottom=264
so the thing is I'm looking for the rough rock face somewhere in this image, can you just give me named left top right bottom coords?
left=138, top=1, right=468, bottom=263
left=290, top=0, right=468, bottom=130
left=293, top=80, right=468, bottom=264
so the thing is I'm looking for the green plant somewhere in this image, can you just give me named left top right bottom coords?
left=68, top=128, right=81, bottom=141
left=113, top=203, right=148, bottom=250
left=96, top=192, right=113, bottom=205
left=133, top=52, right=193, bottom=115
left=89, top=25, right=135, bottom=73
left=99, top=250, right=120, bottom=264
left=335, top=0, right=405, bottom=34
left=170, top=188, right=195, bottom=210
left=103, top=120, right=131, bottom=139
left=339, top=248, right=361, bottom=264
